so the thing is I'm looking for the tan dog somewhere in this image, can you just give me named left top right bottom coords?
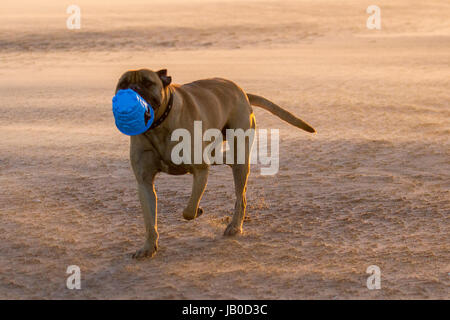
left=115, top=69, right=315, bottom=258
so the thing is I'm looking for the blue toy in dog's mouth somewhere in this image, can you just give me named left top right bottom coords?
left=112, top=89, right=155, bottom=136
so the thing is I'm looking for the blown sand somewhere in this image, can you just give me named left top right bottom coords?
left=0, top=0, right=449, bottom=299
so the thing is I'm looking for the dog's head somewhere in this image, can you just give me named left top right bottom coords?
left=115, top=68, right=172, bottom=111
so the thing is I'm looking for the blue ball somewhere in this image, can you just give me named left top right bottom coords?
left=112, top=89, right=154, bottom=136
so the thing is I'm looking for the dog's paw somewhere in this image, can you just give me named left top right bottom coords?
left=223, top=223, right=242, bottom=236
left=132, top=243, right=157, bottom=259
left=183, top=207, right=204, bottom=220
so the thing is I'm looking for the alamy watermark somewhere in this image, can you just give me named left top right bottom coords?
left=366, top=265, right=381, bottom=290
left=171, top=121, right=279, bottom=175
left=366, top=5, right=381, bottom=30
left=66, top=265, right=81, bottom=290
left=66, top=5, right=81, bottom=30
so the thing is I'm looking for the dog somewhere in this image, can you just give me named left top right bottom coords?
left=115, top=68, right=315, bottom=258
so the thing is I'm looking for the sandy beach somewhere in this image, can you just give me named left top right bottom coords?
left=0, top=0, right=449, bottom=299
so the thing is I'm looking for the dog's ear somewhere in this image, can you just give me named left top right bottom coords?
left=156, top=69, right=167, bottom=77
left=156, top=69, right=172, bottom=87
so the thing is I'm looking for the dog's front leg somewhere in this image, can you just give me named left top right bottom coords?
left=183, top=167, right=209, bottom=220
left=132, top=178, right=158, bottom=259
left=130, top=148, right=159, bottom=259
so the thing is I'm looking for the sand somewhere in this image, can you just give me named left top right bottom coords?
left=0, top=0, right=449, bottom=299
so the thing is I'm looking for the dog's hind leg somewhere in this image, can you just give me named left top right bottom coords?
left=224, top=163, right=250, bottom=236
left=183, top=167, right=209, bottom=220
left=224, top=111, right=255, bottom=236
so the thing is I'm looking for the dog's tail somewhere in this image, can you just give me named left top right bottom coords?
left=246, top=93, right=316, bottom=133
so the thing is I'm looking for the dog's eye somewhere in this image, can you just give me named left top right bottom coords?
left=143, top=79, right=153, bottom=87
